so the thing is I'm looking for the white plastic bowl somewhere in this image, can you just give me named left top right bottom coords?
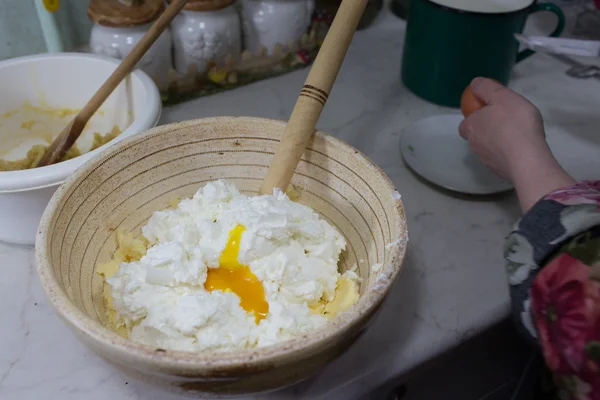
left=0, top=53, right=161, bottom=245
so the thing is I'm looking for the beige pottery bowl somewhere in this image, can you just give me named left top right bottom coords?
left=35, top=117, right=408, bottom=397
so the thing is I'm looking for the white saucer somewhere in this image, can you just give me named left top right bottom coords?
left=400, top=114, right=513, bottom=195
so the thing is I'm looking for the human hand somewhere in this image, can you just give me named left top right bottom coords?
left=458, top=77, right=548, bottom=182
left=459, top=77, right=575, bottom=212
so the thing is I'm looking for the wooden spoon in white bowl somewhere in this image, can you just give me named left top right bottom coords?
left=35, top=0, right=190, bottom=168
left=259, top=0, right=368, bottom=195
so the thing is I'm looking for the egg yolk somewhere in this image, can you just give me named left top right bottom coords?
left=204, top=225, right=269, bottom=323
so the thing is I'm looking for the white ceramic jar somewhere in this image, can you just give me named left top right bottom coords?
left=171, top=3, right=242, bottom=74
left=90, top=24, right=173, bottom=91
left=241, top=0, right=315, bottom=55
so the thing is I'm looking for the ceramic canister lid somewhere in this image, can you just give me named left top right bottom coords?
left=88, top=0, right=165, bottom=27
left=166, top=0, right=235, bottom=12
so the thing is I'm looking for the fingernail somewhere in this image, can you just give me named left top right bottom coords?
left=471, top=77, right=484, bottom=88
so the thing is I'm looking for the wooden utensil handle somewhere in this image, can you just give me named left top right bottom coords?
left=259, top=0, right=367, bottom=195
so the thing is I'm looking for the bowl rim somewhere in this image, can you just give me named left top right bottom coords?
left=35, top=117, right=408, bottom=372
left=0, top=52, right=161, bottom=193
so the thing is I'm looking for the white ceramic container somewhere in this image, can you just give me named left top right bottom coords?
left=0, top=53, right=161, bottom=245
left=241, top=0, right=315, bottom=55
left=171, top=4, right=242, bottom=74
left=90, top=23, right=173, bottom=91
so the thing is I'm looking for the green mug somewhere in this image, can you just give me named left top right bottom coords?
left=401, top=0, right=565, bottom=107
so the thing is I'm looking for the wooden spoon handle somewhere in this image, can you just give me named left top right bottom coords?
left=36, top=0, right=189, bottom=167
left=259, top=0, right=367, bottom=195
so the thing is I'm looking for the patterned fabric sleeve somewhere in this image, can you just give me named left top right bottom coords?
left=504, top=181, right=600, bottom=400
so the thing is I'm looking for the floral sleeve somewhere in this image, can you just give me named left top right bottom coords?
left=504, top=181, right=600, bottom=400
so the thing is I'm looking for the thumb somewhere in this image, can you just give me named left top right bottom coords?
left=470, top=77, right=505, bottom=105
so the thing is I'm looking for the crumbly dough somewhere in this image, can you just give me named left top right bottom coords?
left=0, top=126, right=121, bottom=171
left=97, top=230, right=149, bottom=337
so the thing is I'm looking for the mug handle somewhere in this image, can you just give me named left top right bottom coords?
left=516, top=3, right=566, bottom=63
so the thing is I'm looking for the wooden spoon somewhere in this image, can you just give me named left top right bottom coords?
left=35, top=0, right=190, bottom=168
left=259, top=0, right=368, bottom=195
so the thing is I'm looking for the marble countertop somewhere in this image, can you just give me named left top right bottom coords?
left=2, top=10, right=599, bottom=400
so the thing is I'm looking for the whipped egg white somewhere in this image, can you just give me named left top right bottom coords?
left=102, top=180, right=358, bottom=352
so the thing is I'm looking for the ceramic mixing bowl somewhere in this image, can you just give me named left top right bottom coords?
left=0, top=53, right=161, bottom=245
left=35, top=117, right=407, bottom=397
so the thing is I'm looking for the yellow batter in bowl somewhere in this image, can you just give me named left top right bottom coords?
left=0, top=103, right=123, bottom=171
